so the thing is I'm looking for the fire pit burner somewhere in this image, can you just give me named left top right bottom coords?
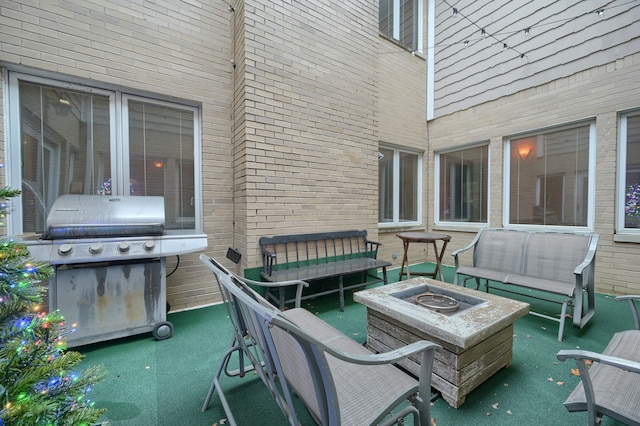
left=414, top=292, right=459, bottom=312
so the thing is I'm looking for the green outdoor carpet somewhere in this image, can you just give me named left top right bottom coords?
left=80, top=263, right=630, bottom=425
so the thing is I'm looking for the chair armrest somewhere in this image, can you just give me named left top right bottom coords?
left=616, top=295, right=640, bottom=330
left=238, top=276, right=309, bottom=308
left=365, top=240, right=382, bottom=258
left=451, top=229, right=484, bottom=264
left=323, top=340, right=441, bottom=366
left=573, top=239, right=598, bottom=276
left=557, top=349, right=640, bottom=374
left=451, top=241, right=476, bottom=269
left=261, top=250, right=277, bottom=275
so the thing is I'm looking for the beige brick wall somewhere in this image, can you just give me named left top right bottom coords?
left=427, top=52, right=640, bottom=296
left=237, top=0, right=382, bottom=265
left=0, top=0, right=235, bottom=310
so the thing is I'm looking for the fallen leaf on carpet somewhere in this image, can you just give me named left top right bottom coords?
left=571, top=369, right=580, bottom=376
left=431, top=418, right=437, bottom=426
left=506, top=410, right=513, bottom=415
left=503, top=383, right=509, bottom=387
left=486, top=412, right=492, bottom=416
left=547, top=377, right=554, bottom=381
left=541, top=326, right=546, bottom=330
left=557, top=381, right=565, bottom=385
left=492, top=403, right=499, bottom=409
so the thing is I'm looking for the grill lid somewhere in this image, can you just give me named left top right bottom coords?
left=44, top=195, right=165, bottom=239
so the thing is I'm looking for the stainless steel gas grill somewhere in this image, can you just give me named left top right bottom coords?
left=24, top=195, right=207, bottom=347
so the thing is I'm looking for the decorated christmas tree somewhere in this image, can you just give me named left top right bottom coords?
left=0, top=187, right=106, bottom=425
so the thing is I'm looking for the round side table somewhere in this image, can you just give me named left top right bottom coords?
left=396, top=232, right=452, bottom=281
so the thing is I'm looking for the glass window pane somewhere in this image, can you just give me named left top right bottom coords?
left=378, top=147, right=394, bottom=223
left=439, top=146, right=488, bottom=222
left=625, top=115, right=640, bottom=228
left=379, top=0, right=418, bottom=50
left=399, top=0, right=415, bottom=49
left=509, top=125, right=590, bottom=226
left=379, top=0, right=392, bottom=37
left=19, top=81, right=111, bottom=233
left=399, top=151, right=418, bottom=221
left=128, top=101, right=195, bottom=230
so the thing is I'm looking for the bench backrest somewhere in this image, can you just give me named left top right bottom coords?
left=473, top=229, right=598, bottom=283
left=523, top=232, right=597, bottom=283
left=259, top=229, right=376, bottom=271
left=474, top=228, right=527, bottom=274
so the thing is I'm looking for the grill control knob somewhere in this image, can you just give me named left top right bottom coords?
left=58, top=244, right=73, bottom=256
left=143, top=241, right=155, bottom=251
left=118, top=242, right=130, bottom=253
left=89, top=243, right=103, bottom=254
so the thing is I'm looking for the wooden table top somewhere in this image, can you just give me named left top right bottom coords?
left=396, top=232, right=451, bottom=243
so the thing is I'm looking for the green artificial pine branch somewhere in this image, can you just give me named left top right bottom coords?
left=0, top=188, right=106, bottom=425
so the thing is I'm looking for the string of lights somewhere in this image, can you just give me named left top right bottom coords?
left=382, top=0, right=638, bottom=59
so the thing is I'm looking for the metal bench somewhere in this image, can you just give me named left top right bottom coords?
left=557, top=295, right=640, bottom=426
left=452, top=228, right=599, bottom=341
left=259, top=230, right=391, bottom=311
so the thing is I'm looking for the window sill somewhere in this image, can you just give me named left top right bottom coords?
left=432, top=223, right=487, bottom=233
left=378, top=225, right=425, bottom=234
left=614, top=233, right=640, bottom=243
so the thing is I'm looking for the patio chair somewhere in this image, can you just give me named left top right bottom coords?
left=200, top=254, right=441, bottom=425
left=199, top=254, right=308, bottom=424
left=557, top=295, right=640, bottom=426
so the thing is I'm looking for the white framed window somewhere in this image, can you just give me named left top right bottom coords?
left=617, top=111, right=640, bottom=234
left=378, top=146, right=422, bottom=227
left=504, top=121, right=595, bottom=230
left=435, top=144, right=489, bottom=225
left=5, top=71, right=202, bottom=235
left=379, top=0, right=424, bottom=52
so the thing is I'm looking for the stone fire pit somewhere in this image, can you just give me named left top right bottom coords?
left=354, top=278, right=529, bottom=408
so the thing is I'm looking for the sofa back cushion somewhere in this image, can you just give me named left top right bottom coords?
left=474, top=229, right=527, bottom=275
left=523, top=232, right=591, bottom=283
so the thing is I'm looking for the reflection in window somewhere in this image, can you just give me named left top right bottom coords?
left=18, top=81, right=111, bottom=233
left=507, top=123, right=592, bottom=227
left=379, top=146, right=421, bottom=225
left=128, top=101, right=195, bottom=229
left=437, top=145, right=488, bottom=223
left=379, top=0, right=423, bottom=51
left=618, top=112, right=640, bottom=231
left=10, top=74, right=199, bottom=234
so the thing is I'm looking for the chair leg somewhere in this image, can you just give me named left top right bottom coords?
left=558, top=301, right=569, bottom=342
left=339, top=275, right=345, bottom=312
left=202, top=342, right=240, bottom=412
left=202, top=337, right=257, bottom=412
